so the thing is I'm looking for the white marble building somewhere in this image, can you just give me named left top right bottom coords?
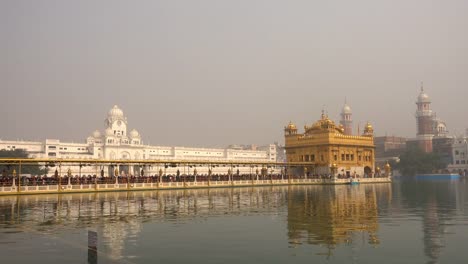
left=0, top=105, right=277, bottom=177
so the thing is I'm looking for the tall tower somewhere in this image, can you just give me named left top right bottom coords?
left=340, top=100, right=353, bottom=135
left=415, top=85, right=434, bottom=152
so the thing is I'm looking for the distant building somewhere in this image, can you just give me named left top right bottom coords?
left=375, top=136, right=407, bottom=167
left=375, top=136, right=407, bottom=158
left=0, top=105, right=278, bottom=177
left=447, top=136, right=468, bottom=175
left=408, top=85, right=448, bottom=153
left=274, top=143, right=286, bottom=163
left=432, top=136, right=455, bottom=166
left=284, top=109, right=375, bottom=177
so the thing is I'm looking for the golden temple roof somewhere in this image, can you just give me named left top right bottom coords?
left=304, top=113, right=344, bottom=135
left=285, top=121, right=297, bottom=130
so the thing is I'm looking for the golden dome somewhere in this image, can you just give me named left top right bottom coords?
left=362, top=121, right=374, bottom=136
left=337, top=124, right=345, bottom=133
left=285, top=121, right=297, bottom=130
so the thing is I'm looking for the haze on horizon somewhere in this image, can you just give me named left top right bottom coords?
left=1, top=0, right=467, bottom=147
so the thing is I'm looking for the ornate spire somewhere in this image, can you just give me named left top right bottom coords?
left=320, top=105, right=329, bottom=120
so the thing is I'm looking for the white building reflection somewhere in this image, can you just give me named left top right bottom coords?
left=0, top=187, right=289, bottom=260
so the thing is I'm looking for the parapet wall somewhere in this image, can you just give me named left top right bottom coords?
left=0, top=177, right=392, bottom=196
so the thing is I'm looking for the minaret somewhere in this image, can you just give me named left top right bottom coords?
left=340, top=99, right=353, bottom=135
left=415, top=83, right=434, bottom=152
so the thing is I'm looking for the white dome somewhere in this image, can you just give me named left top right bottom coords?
left=92, top=130, right=101, bottom=138
left=417, top=88, right=430, bottom=103
left=342, top=104, right=352, bottom=114
left=129, top=129, right=140, bottom=138
left=105, top=127, right=114, bottom=136
left=108, top=105, right=124, bottom=118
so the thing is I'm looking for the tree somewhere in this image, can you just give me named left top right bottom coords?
left=0, top=149, right=48, bottom=176
left=395, top=146, right=447, bottom=176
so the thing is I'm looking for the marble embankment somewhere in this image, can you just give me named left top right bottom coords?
left=0, top=177, right=391, bottom=196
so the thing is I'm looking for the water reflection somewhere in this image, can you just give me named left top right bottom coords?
left=397, top=180, right=464, bottom=264
left=1, top=181, right=465, bottom=264
left=0, top=187, right=289, bottom=261
left=287, top=184, right=392, bottom=253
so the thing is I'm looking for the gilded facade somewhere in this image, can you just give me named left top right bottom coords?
left=284, top=110, right=375, bottom=177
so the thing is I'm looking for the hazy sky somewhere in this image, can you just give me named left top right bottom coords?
left=2, top=0, right=468, bottom=147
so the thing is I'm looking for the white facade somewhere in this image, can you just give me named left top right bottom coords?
left=448, top=136, right=468, bottom=174
left=0, top=105, right=277, bottom=176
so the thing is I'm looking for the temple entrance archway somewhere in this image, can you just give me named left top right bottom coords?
left=364, top=166, right=372, bottom=177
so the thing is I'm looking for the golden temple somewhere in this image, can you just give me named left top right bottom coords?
left=284, top=111, right=376, bottom=177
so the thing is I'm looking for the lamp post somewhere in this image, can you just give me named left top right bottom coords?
left=208, top=167, right=212, bottom=186
left=183, top=165, right=187, bottom=187
left=18, top=161, right=22, bottom=191
left=261, top=166, right=267, bottom=181
left=250, top=166, right=255, bottom=184
left=114, top=167, right=119, bottom=184
left=159, top=168, right=163, bottom=186
left=127, top=163, right=131, bottom=190
left=384, top=162, right=391, bottom=177
left=67, top=168, right=72, bottom=186
left=54, top=168, right=58, bottom=185
left=79, top=163, right=82, bottom=180
left=270, top=167, right=274, bottom=184
left=12, top=169, right=16, bottom=188
left=330, top=163, right=338, bottom=179
left=58, top=162, right=62, bottom=191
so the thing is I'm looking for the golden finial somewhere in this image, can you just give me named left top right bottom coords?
left=321, top=105, right=327, bottom=120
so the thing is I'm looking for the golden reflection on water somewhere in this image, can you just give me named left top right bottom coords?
left=287, top=184, right=392, bottom=250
